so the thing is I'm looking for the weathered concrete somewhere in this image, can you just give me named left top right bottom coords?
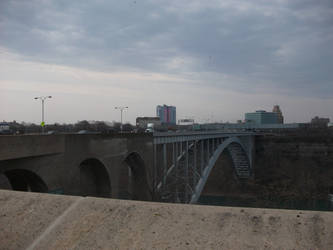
left=1, top=190, right=332, bottom=250
left=0, top=135, right=65, bottom=161
left=0, top=134, right=154, bottom=200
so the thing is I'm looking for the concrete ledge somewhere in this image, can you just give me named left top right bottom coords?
left=0, top=190, right=333, bottom=249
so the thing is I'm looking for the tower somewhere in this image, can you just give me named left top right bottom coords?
left=272, top=105, right=284, bottom=124
left=156, top=105, right=176, bottom=125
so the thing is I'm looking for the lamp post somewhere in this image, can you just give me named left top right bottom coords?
left=34, top=96, right=52, bottom=133
left=115, top=106, right=128, bottom=132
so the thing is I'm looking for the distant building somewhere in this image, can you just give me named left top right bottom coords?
left=245, top=110, right=279, bottom=125
left=136, top=117, right=161, bottom=128
left=156, top=105, right=176, bottom=125
left=272, top=105, right=284, bottom=124
left=178, top=119, right=194, bottom=126
left=311, top=116, right=330, bottom=128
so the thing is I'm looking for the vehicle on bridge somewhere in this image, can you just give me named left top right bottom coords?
left=0, top=122, right=12, bottom=135
left=145, top=123, right=154, bottom=133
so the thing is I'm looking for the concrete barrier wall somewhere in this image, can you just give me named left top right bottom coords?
left=1, top=190, right=333, bottom=249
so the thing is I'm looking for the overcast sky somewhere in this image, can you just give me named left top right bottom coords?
left=1, top=0, right=332, bottom=124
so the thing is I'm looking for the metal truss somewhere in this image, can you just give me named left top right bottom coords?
left=153, top=131, right=254, bottom=204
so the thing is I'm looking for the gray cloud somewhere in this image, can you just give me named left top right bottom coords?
left=0, top=0, right=332, bottom=97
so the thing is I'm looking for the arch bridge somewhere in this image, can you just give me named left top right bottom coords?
left=153, top=131, right=254, bottom=203
left=0, top=132, right=254, bottom=204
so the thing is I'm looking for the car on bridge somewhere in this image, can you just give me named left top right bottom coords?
left=0, top=122, right=12, bottom=135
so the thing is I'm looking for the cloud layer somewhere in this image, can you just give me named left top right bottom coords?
left=0, top=0, right=332, bottom=123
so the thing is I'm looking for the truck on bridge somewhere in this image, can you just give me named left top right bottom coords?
left=145, top=123, right=154, bottom=133
left=0, top=122, right=12, bottom=135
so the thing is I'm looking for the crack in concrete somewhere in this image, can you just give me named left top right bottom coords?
left=26, top=197, right=84, bottom=250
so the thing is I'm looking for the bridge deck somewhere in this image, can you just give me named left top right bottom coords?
left=153, top=131, right=254, bottom=144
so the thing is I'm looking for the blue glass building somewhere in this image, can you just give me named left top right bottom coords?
left=245, top=110, right=279, bottom=124
left=156, top=105, right=176, bottom=125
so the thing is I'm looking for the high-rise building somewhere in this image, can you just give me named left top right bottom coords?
left=156, top=105, right=176, bottom=125
left=272, top=105, right=284, bottom=124
left=245, top=110, right=279, bottom=125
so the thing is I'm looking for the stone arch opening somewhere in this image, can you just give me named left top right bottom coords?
left=120, top=152, right=151, bottom=201
left=4, top=169, right=48, bottom=193
left=79, top=158, right=111, bottom=197
left=0, top=173, right=12, bottom=190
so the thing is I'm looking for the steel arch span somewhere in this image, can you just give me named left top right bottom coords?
left=190, top=137, right=251, bottom=203
left=153, top=132, right=254, bottom=204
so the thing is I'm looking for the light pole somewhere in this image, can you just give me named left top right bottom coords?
left=115, top=106, right=128, bottom=132
left=34, top=96, right=52, bottom=133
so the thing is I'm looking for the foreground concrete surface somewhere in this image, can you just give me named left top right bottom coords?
left=0, top=190, right=332, bottom=250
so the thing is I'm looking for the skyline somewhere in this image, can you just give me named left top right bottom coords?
left=1, top=0, right=332, bottom=124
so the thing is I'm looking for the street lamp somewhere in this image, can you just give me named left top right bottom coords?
left=34, top=96, right=52, bottom=133
left=115, top=106, right=128, bottom=132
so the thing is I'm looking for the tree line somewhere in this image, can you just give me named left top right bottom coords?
left=3, top=120, right=135, bottom=134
